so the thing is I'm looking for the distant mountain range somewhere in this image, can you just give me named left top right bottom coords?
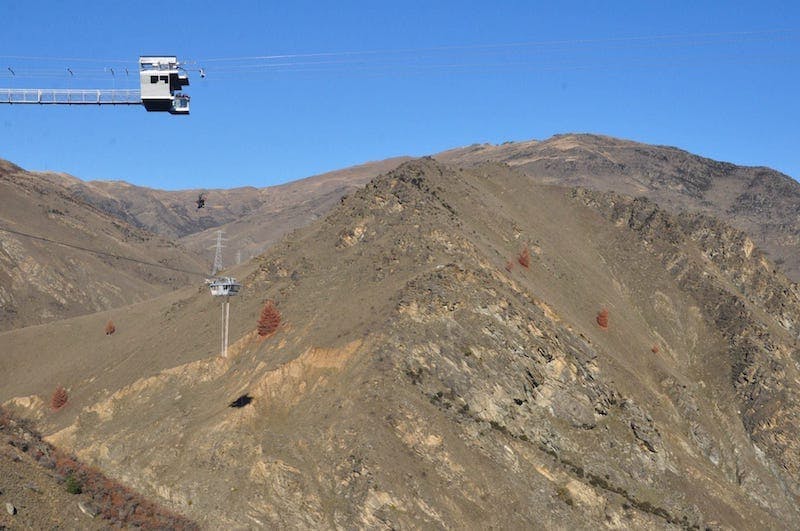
left=25, top=133, right=800, bottom=281
left=5, top=133, right=799, bottom=331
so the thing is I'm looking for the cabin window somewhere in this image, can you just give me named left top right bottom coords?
left=150, top=76, right=158, bottom=83
left=160, top=75, right=168, bottom=83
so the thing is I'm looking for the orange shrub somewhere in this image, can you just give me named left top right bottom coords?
left=257, top=301, right=281, bottom=337
left=51, top=386, right=68, bottom=411
left=517, top=247, right=531, bottom=268
left=596, top=309, right=609, bottom=329
left=105, top=320, right=116, bottom=335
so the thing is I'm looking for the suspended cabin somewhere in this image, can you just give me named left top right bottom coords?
left=139, top=56, right=190, bottom=115
left=208, top=277, right=241, bottom=297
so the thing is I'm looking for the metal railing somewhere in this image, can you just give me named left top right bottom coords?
left=0, top=88, right=141, bottom=105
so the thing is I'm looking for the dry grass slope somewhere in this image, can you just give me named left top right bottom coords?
left=3, top=149, right=800, bottom=528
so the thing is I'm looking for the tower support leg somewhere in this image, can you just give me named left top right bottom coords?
left=224, top=300, right=230, bottom=357
left=221, top=301, right=225, bottom=357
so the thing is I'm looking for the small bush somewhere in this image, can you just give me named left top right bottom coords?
left=651, top=344, right=660, bottom=354
left=596, top=309, right=609, bottom=329
left=257, top=301, right=281, bottom=337
left=50, top=386, right=68, bottom=411
left=517, top=247, right=531, bottom=268
left=105, top=320, right=116, bottom=335
left=66, top=473, right=83, bottom=494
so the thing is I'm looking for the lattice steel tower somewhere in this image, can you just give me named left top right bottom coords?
left=212, top=230, right=225, bottom=275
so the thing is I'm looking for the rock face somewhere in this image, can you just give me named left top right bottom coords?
left=4, top=158, right=800, bottom=528
left=438, top=134, right=800, bottom=281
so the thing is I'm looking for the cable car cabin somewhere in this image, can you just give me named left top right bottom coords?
left=139, top=56, right=190, bottom=114
left=171, top=94, right=190, bottom=115
left=208, top=277, right=241, bottom=297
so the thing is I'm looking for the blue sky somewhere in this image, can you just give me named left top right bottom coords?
left=1, top=1, right=799, bottom=190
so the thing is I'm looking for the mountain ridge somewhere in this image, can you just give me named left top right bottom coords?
left=3, top=158, right=800, bottom=528
left=438, top=133, right=800, bottom=280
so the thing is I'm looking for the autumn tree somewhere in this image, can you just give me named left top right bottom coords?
left=517, top=247, right=531, bottom=268
left=257, top=301, right=281, bottom=337
left=51, top=386, right=68, bottom=411
left=596, top=309, right=609, bottom=329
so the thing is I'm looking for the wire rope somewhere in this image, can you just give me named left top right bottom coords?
left=0, top=28, right=796, bottom=85
left=198, top=28, right=799, bottom=63
left=0, top=225, right=208, bottom=277
left=1, top=28, right=794, bottom=70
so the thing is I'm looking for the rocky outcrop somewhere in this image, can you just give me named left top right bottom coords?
left=571, top=188, right=800, bottom=490
left=438, top=134, right=800, bottom=281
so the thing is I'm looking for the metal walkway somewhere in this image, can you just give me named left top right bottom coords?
left=0, top=88, right=141, bottom=105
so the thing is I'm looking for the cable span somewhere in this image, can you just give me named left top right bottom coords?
left=196, top=52, right=800, bottom=80
left=1, top=28, right=796, bottom=83
left=0, top=225, right=208, bottom=277
left=2, top=28, right=793, bottom=66
left=198, top=28, right=799, bottom=62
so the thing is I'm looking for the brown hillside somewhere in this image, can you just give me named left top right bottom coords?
left=179, top=156, right=412, bottom=257
left=3, top=159, right=800, bottom=528
left=51, top=157, right=410, bottom=262
left=437, top=133, right=800, bottom=280
left=0, top=163, right=207, bottom=330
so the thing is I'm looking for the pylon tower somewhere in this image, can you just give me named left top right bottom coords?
left=212, top=230, right=225, bottom=275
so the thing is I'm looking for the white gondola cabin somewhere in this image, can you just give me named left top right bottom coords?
left=139, top=56, right=190, bottom=114
left=208, top=277, right=241, bottom=297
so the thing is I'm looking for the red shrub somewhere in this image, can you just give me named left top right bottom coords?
left=517, top=247, right=531, bottom=268
left=51, top=386, right=68, bottom=411
left=105, top=320, right=116, bottom=335
left=53, top=450, right=80, bottom=476
left=596, top=309, right=609, bottom=329
left=651, top=344, right=660, bottom=354
left=257, top=301, right=281, bottom=337
left=0, top=409, right=196, bottom=528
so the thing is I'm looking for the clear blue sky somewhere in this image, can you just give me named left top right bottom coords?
left=1, top=1, right=799, bottom=190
